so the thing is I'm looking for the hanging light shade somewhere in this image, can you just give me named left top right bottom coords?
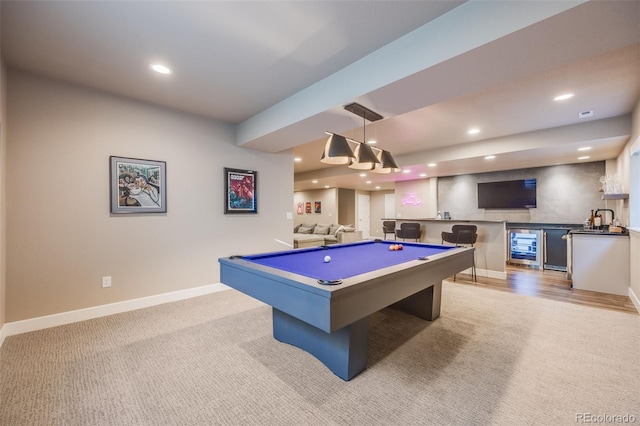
left=348, top=143, right=380, bottom=170
left=371, top=149, right=401, bottom=174
left=320, top=133, right=355, bottom=164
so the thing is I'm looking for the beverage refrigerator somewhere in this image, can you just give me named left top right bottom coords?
left=508, top=229, right=542, bottom=268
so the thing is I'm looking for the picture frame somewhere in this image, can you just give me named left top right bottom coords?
left=314, top=201, right=322, bottom=213
left=305, top=202, right=312, bottom=214
left=224, top=167, right=257, bottom=214
left=110, top=156, right=166, bottom=214
left=297, top=202, right=304, bottom=215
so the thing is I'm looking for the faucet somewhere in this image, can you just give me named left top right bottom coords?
left=594, top=209, right=615, bottom=226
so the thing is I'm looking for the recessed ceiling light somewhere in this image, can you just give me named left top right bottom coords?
left=150, top=63, right=172, bottom=74
left=366, top=181, right=372, bottom=184
left=578, top=156, right=590, bottom=160
left=312, top=180, right=318, bottom=184
left=419, top=173, right=427, bottom=177
left=554, top=93, right=574, bottom=101
left=359, top=173, right=367, bottom=177
left=324, top=185, right=330, bottom=189
left=485, top=155, right=496, bottom=160
left=375, top=186, right=381, bottom=190
left=367, top=140, right=377, bottom=145
left=294, top=157, right=302, bottom=162
left=578, top=147, right=592, bottom=151
left=467, top=128, right=480, bottom=135
left=402, top=169, right=411, bottom=174
left=427, top=163, right=437, bottom=167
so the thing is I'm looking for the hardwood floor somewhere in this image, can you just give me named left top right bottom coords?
left=451, top=265, right=638, bottom=314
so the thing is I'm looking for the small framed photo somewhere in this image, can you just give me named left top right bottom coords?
left=110, top=156, right=166, bottom=214
left=224, top=167, right=257, bottom=214
left=315, top=201, right=322, bottom=213
left=305, top=202, right=312, bottom=214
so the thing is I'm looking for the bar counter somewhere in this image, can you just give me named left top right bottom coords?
left=382, top=218, right=507, bottom=280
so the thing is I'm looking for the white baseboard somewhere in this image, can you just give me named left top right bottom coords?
left=629, top=286, right=640, bottom=314
left=2, top=283, right=230, bottom=340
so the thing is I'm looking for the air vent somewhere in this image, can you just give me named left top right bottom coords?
left=578, top=110, right=594, bottom=119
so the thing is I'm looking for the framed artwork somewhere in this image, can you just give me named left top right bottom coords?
left=305, top=202, right=312, bottom=214
left=224, top=167, right=257, bottom=214
left=297, top=202, right=304, bottom=214
left=110, top=156, right=166, bottom=214
left=314, top=201, right=322, bottom=213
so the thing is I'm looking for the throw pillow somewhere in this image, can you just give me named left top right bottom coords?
left=329, top=225, right=339, bottom=235
left=293, top=224, right=300, bottom=233
left=333, top=225, right=345, bottom=235
left=313, top=225, right=330, bottom=235
left=297, top=226, right=313, bottom=234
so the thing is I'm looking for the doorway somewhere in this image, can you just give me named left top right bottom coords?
left=357, top=194, right=370, bottom=239
left=384, top=194, right=395, bottom=219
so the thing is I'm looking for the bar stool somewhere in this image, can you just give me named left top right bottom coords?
left=441, top=225, right=477, bottom=281
left=396, top=222, right=421, bottom=241
left=382, top=221, right=396, bottom=240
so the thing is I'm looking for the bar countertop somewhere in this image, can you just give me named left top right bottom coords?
left=569, top=229, right=630, bottom=236
left=382, top=218, right=505, bottom=224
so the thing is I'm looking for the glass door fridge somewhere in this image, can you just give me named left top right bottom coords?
left=508, top=229, right=542, bottom=268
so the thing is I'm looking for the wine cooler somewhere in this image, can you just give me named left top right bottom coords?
left=508, top=229, right=542, bottom=268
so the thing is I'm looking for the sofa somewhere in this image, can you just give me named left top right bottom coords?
left=293, top=223, right=363, bottom=248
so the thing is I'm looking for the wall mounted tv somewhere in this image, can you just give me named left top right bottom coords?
left=477, top=179, right=537, bottom=209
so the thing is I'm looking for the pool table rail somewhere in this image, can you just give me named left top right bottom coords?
left=219, top=246, right=474, bottom=333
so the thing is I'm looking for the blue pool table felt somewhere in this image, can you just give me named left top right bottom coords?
left=244, top=240, right=455, bottom=282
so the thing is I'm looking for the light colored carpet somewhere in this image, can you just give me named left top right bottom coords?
left=1, top=281, right=639, bottom=425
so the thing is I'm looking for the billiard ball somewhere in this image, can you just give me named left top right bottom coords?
left=389, top=245, right=395, bottom=251
left=324, top=255, right=331, bottom=263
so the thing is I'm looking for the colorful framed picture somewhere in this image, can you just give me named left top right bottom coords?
left=224, top=167, right=257, bottom=214
left=315, top=201, right=322, bottom=213
left=297, top=202, right=304, bottom=214
left=110, top=156, right=166, bottom=214
left=305, top=202, right=312, bottom=214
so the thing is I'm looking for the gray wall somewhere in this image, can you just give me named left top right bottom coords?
left=370, top=190, right=393, bottom=238
left=5, top=70, right=293, bottom=322
left=293, top=188, right=338, bottom=227
left=438, top=162, right=607, bottom=224
left=292, top=188, right=356, bottom=228
left=338, top=188, right=356, bottom=226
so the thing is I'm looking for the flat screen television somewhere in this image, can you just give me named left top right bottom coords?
left=477, top=179, right=537, bottom=209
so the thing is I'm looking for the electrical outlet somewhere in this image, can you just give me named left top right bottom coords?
left=102, top=276, right=112, bottom=288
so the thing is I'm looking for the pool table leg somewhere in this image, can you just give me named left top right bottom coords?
left=272, top=308, right=369, bottom=381
left=391, top=281, right=442, bottom=321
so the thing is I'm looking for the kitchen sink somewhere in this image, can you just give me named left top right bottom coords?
left=570, top=228, right=627, bottom=235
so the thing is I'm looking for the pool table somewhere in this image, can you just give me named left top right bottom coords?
left=218, top=239, right=474, bottom=380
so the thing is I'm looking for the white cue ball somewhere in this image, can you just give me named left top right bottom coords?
left=324, top=255, right=331, bottom=263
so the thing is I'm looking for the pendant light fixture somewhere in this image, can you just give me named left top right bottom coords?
left=321, top=102, right=400, bottom=173
left=348, top=143, right=380, bottom=170
left=370, top=149, right=400, bottom=174
left=320, top=133, right=355, bottom=164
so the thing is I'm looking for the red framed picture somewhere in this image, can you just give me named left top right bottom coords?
left=224, top=167, right=257, bottom=214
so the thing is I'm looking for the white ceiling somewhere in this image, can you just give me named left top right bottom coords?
left=2, top=1, right=639, bottom=192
